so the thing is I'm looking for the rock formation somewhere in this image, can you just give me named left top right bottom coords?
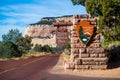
left=64, top=15, right=108, bottom=70
left=24, top=15, right=73, bottom=47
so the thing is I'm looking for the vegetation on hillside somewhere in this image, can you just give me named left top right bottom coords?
left=33, top=44, right=66, bottom=54
left=30, top=20, right=55, bottom=25
left=30, top=15, right=73, bottom=25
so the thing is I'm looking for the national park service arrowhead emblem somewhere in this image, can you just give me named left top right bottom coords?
left=76, top=21, right=94, bottom=45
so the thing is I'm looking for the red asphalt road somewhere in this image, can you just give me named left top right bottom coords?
left=0, top=54, right=119, bottom=80
left=0, top=54, right=60, bottom=80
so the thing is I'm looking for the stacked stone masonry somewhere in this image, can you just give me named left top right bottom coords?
left=65, top=15, right=108, bottom=70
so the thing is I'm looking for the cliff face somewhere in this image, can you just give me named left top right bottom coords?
left=24, top=15, right=73, bottom=38
left=24, top=15, right=90, bottom=47
left=24, top=25, right=56, bottom=38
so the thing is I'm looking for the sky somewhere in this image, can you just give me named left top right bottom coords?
left=0, top=0, right=87, bottom=41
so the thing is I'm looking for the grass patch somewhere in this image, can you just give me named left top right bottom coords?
left=21, top=52, right=46, bottom=59
left=0, top=52, right=47, bottom=61
left=0, top=58, right=9, bottom=61
left=61, top=52, right=70, bottom=61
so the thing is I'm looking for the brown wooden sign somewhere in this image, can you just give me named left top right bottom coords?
left=76, top=21, right=94, bottom=45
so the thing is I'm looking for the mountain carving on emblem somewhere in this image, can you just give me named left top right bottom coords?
left=76, top=21, right=94, bottom=45
left=84, top=32, right=91, bottom=37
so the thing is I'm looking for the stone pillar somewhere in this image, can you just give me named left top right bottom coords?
left=65, top=15, right=108, bottom=70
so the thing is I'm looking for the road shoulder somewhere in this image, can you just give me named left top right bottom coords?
left=50, top=57, right=120, bottom=79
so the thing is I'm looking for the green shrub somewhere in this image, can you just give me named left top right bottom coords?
left=33, top=44, right=39, bottom=52
left=0, top=41, right=20, bottom=58
left=101, top=41, right=120, bottom=50
left=33, top=44, right=42, bottom=52
left=16, top=35, right=32, bottom=54
left=42, top=45, right=52, bottom=52
left=0, top=29, right=32, bottom=58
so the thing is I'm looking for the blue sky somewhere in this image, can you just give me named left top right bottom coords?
left=0, top=0, right=87, bottom=41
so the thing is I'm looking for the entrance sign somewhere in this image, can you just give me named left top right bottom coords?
left=76, top=21, right=94, bottom=45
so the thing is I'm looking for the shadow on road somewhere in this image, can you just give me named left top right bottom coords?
left=39, top=72, right=120, bottom=80
left=107, top=46, right=120, bottom=69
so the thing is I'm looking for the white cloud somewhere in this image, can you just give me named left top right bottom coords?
left=0, top=3, right=69, bottom=25
left=0, top=0, right=87, bottom=41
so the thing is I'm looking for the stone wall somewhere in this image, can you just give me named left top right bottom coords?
left=65, top=15, right=108, bottom=70
left=56, top=26, right=68, bottom=46
left=53, top=22, right=72, bottom=47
